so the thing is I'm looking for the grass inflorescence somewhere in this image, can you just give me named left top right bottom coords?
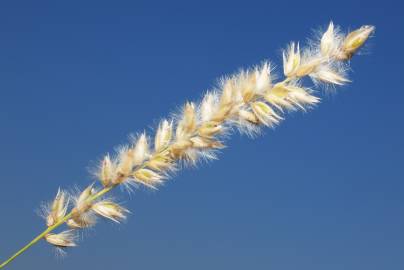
left=0, top=22, right=374, bottom=268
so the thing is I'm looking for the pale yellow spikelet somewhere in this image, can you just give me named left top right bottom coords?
left=220, top=78, right=235, bottom=106
left=238, top=71, right=257, bottom=103
left=176, top=102, right=197, bottom=140
left=46, top=189, right=69, bottom=227
left=170, top=140, right=193, bottom=159
left=92, top=200, right=129, bottom=223
left=66, top=218, right=82, bottom=229
left=311, top=66, right=350, bottom=85
left=67, top=213, right=96, bottom=229
left=283, top=42, right=300, bottom=77
left=189, top=136, right=224, bottom=149
left=295, top=57, right=323, bottom=77
left=200, top=92, right=218, bottom=122
left=269, top=83, right=319, bottom=108
left=255, top=62, right=272, bottom=94
left=286, top=85, right=320, bottom=109
left=264, top=84, right=295, bottom=111
left=146, top=152, right=173, bottom=171
left=321, top=21, right=338, bottom=57
left=45, top=230, right=77, bottom=248
left=211, top=103, right=233, bottom=123
left=238, top=109, right=259, bottom=124
left=342, top=25, right=375, bottom=58
left=133, top=133, right=149, bottom=166
left=132, top=168, right=163, bottom=189
left=251, top=101, right=282, bottom=126
left=98, top=155, right=115, bottom=187
left=154, top=120, right=173, bottom=152
left=75, top=184, right=95, bottom=212
left=116, top=147, right=135, bottom=179
left=68, top=185, right=98, bottom=228
left=198, top=121, right=223, bottom=138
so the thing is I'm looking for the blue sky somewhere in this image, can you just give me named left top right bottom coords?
left=0, top=0, right=403, bottom=269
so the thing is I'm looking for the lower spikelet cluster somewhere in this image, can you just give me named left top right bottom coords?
left=40, top=22, right=374, bottom=252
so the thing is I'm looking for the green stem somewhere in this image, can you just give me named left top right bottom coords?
left=0, top=185, right=115, bottom=269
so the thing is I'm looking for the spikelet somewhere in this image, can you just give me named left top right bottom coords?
left=132, top=133, right=149, bottom=165
left=200, top=92, right=218, bottom=122
left=170, top=140, right=193, bottom=159
left=219, top=78, right=235, bottom=106
left=45, top=230, right=76, bottom=248
left=98, top=155, right=115, bottom=187
left=189, top=136, right=224, bottom=149
left=211, top=78, right=236, bottom=122
left=341, top=25, right=375, bottom=59
left=154, top=120, right=173, bottom=152
left=68, top=185, right=97, bottom=228
left=321, top=22, right=339, bottom=57
left=67, top=212, right=96, bottom=229
left=75, top=184, right=95, bottom=212
left=251, top=101, right=282, bottom=127
left=146, top=153, right=173, bottom=172
left=116, top=147, right=135, bottom=179
left=283, top=42, right=300, bottom=77
left=238, top=109, right=259, bottom=124
left=238, top=71, right=258, bottom=103
left=46, top=189, right=69, bottom=227
left=265, top=82, right=320, bottom=111
left=198, top=121, right=223, bottom=138
left=255, top=62, right=272, bottom=94
left=132, top=168, right=163, bottom=189
left=311, top=65, right=350, bottom=85
left=295, top=57, right=323, bottom=77
left=176, top=102, right=197, bottom=140
left=92, top=200, right=129, bottom=223
left=286, top=85, right=320, bottom=109
left=265, top=83, right=295, bottom=111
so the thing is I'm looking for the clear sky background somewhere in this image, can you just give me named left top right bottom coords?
left=0, top=1, right=403, bottom=269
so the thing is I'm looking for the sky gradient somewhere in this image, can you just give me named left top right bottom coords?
left=0, top=0, right=403, bottom=269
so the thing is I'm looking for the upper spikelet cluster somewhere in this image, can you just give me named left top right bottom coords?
left=40, top=22, right=374, bottom=251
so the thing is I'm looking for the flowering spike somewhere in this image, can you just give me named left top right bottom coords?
left=0, top=23, right=374, bottom=268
